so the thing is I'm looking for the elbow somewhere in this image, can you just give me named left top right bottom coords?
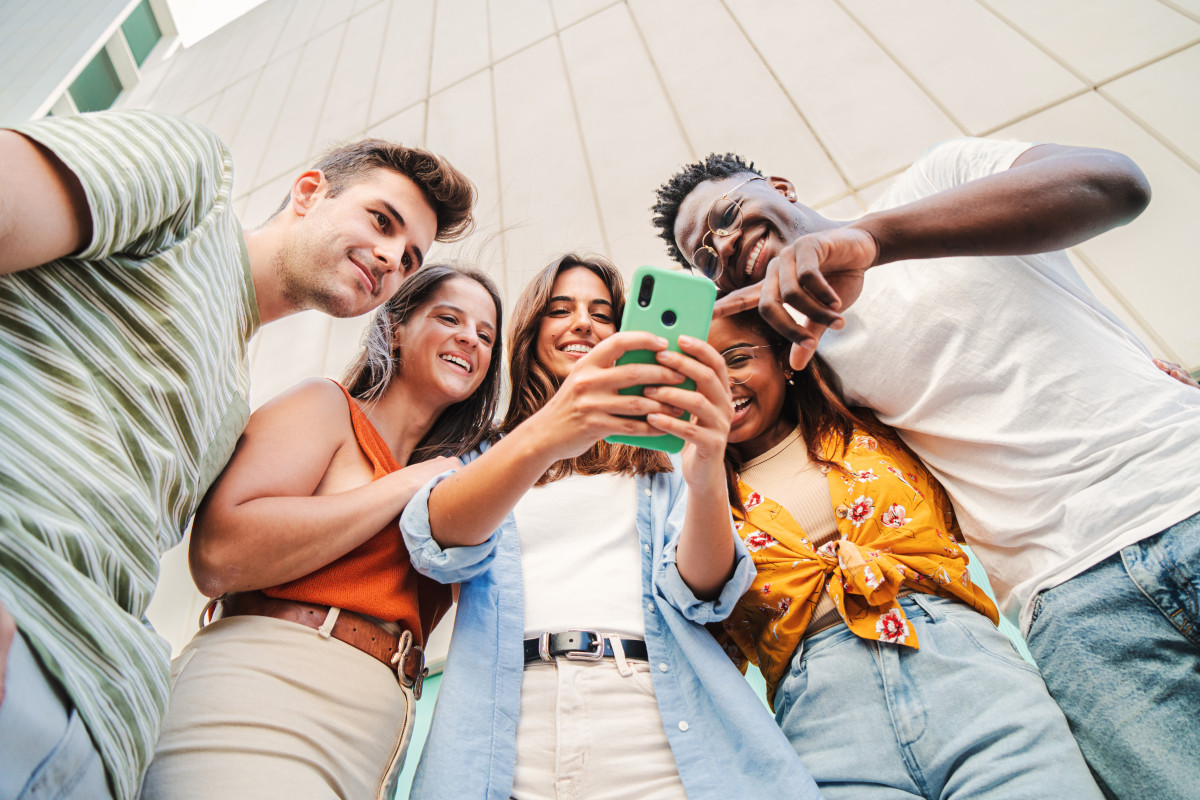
left=189, top=548, right=231, bottom=598
left=188, top=528, right=242, bottom=598
left=1095, top=152, right=1151, bottom=225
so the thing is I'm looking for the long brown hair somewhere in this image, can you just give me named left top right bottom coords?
left=721, top=310, right=895, bottom=516
left=342, top=263, right=503, bottom=462
left=502, top=253, right=672, bottom=485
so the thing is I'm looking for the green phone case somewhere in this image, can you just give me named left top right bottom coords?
left=605, top=266, right=717, bottom=453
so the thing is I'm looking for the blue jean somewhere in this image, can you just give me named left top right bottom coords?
left=1026, top=511, right=1200, bottom=800
left=0, top=632, right=110, bottom=800
left=774, top=593, right=1102, bottom=800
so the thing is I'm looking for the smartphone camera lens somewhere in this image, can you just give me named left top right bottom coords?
left=661, top=310, right=677, bottom=327
left=638, top=275, right=654, bottom=307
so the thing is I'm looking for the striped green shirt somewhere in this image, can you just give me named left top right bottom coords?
left=0, top=111, right=258, bottom=799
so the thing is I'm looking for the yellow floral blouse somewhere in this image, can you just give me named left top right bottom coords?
left=717, top=430, right=999, bottom=708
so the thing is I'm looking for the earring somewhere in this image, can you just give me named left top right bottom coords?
left=786, top=191, right=797, bottom=201
left=786, top=371, right=795, bottom=386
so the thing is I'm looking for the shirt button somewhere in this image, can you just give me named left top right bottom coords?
left=646, top=602, right=655, bottom=613
left=678, top=721, right=689, bottom=732
left=658, top=663, right=668, bottom=673
left=643, top=544, right=650, bottom=554
left=644, top=488, right=652, bottom=497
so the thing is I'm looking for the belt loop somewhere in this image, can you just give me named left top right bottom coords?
left=906, top=591, right=942, bottom=622
left=608, top=634, right=633, bottom=677
left=793, top=636, right=806, bottom=668
left=317, top=607, right=341, bottom=638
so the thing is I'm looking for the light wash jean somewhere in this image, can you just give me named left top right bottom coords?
left=0, top=633, right=110, bottom=800
left=1027, top=511, right=1200, bottom=800
left=774, top=593, right=1102, bottom=800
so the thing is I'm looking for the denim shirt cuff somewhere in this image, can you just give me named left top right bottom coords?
left=400, top=469, right=497, bottom=582
left=655, top=535, right=755, bottom=624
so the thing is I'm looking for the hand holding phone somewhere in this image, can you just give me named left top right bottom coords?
left=605, top=266, right=717, bottom=453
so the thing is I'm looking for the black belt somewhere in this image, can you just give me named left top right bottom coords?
left=523, top=631, right=648, bottom=664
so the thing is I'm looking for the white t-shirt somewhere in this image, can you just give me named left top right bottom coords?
left=514, top=472, right=645, bottom=639
left=820, top=137, right=1200, bottom=631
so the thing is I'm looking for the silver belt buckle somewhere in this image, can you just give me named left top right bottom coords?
left=565, top=629, right=605, bottom=661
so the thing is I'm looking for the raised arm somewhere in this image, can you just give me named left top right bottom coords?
left=189, top=379, right=457, bottom=597
left=717, top=142, right=1151, bottom=368
left=642, top=335, right=737, bottom=599
left=857, top=143, right=1150, bottom=266
left=0, top=131, right=91, bottom=273
left=426, top=332, right=683, bottom=548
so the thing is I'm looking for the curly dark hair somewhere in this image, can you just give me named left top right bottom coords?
left=651, top=152, right=763, bottom=269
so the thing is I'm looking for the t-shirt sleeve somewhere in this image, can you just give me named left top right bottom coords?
left=10, top=110, right=234, bottom=262
left=874, top=137, right=1033, bottom=210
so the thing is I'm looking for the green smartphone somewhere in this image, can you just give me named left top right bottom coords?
left=605, top=265, right=717, bottom=453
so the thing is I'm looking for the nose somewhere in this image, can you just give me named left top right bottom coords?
left=569, top=306, right=593, bottom=333
left=711, top=229, right=741, bottom=272
left=455, top=326, right=480, bottom=348
left=373, top=237, right=406, bottom=275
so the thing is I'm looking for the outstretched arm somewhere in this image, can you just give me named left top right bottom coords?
left=0, top=131, right=92, bottom=274
left=717, top=143, right=1151, bottom=369
left=190, top=379, right=458, bottom=597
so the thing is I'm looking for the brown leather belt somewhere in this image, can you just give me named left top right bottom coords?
left=212, top=591, right=428, bottom=698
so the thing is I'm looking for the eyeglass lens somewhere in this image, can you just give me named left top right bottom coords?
left=692, top=200, right=743, bottom=279
left=724, top=347, right=757, bottom=384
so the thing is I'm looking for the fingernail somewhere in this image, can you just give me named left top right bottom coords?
left=678, top=334, right=695, bottom=346
left=644, top=386, right=658, bottom=396
left=655, top=336, right=669, bottom=348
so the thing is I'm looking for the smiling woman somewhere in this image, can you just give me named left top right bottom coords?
left=139, top=264, right=504, bottom=800
left=705, top=310, right=1106, bottom=800
left=397, top=252, right=824, bottom=799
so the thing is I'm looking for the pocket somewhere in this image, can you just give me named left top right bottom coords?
left=943, top=606, right=1041, bottom=677
left=627, top=661, right=659, bottom=699
left=22, top=710, right=108, bottom=800
left=1027, top=590, right=1048, bottom=631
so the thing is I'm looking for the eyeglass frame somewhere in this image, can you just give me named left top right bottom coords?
left=690, top=175, right=767, bottom=281
left=722, top=344, right=776, bottom=384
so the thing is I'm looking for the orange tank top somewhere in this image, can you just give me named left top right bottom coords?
left=263, top=381, right=451, bottom=646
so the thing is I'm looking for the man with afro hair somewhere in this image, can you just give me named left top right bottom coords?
left=653, top=139, right=1200, bottom=800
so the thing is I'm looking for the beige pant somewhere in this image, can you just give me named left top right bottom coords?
left=512, top=657, right=687, bottom=800
left=140, top=614, right=414, bottom=800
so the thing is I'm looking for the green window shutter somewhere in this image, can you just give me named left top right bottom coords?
left=121, top=0, right=163, bottom=66
left=68, top=49, right=122, bottom=112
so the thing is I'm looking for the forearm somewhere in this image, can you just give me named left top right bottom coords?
left=191, top=469, right=428, bottom=596
left=427, top=422, right=559, bottom=548
left=852, top=146, right=1150, bottom=266
left=674, top=469, right=738, bottom=600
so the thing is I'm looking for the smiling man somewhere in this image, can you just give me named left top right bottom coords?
left=0, top=109, right=473, bottom=800
left=653, top=140, right=1200, bottom=800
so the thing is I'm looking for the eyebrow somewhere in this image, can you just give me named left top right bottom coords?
left=381, top=199, right=424, bottom=267
left=431, top=303, right=495, bottom=333
left=719, top=341, right=758, bottom=355
left=549, top=294, right=613, bottom=308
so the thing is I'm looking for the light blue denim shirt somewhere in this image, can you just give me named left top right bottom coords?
left=400, top=450, right=823, bottom=799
